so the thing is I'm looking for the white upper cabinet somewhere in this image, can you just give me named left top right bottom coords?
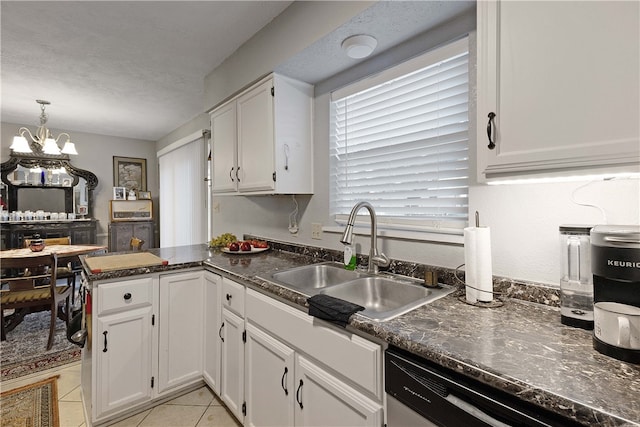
left=210, top=73, right=314, bottom=195
left=477, top=0, right=639, bottom=181
left=210, top=102, right=237, bottom=193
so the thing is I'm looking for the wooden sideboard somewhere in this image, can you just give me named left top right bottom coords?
left=108, top=220, right=155, bottom=252
left=0, top=219, right=98, bottom=250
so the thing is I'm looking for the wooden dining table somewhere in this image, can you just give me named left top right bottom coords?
left=0, top=244, right=107, bottom=261
left=0, top=244, right=107, bottom=334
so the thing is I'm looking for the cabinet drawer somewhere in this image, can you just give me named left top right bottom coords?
left=97, top=277, right=154, bottom=316
left=222, top=278, right=245, bottom=318
left=246, top=288, right=382, bottom=398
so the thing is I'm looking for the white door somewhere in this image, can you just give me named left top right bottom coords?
left=203, top=271, right=222, bottom=395
left=221, top=308, right=245, bottom=422
left=158, top=271, right=204, bottom=394
left=237, top=78, right=275, bottom=192
left=294, top=355, right=383, bottom=427
left=211, top=101, right=238, bottom=193
left=96, top=307, right=153, bottom=418
left=477, top=0, right=639, bottom=179
left=245, top=323, right=295, bottom=427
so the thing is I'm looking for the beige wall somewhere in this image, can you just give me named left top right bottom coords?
left=1, top=122, right=158, bottom=247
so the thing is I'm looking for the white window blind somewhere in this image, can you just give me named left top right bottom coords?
left=330, top=37, right=469, bottom=233
left=158, top=136, right=206, bottom=247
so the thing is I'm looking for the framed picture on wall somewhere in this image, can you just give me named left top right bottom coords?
left=113, top=156, right=147, bottom=191
left=113, top=186, right=126, bottom=200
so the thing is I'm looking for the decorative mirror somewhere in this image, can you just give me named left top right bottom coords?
left=1, top=150, right=98, bottom=218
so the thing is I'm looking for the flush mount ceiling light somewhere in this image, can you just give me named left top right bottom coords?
left=341, top=34, right=378, bottom=59
left=10, top=99, right=78, bottom=155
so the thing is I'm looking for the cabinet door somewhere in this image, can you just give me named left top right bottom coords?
left=221, top=308, right=245, bottom=422
left=211, top=101, right=238, bottom=193
left=294, top=355, right=383, bottom=427
left=133, top=222, right=155, bottom=249
left=245, top=323, right=294, bottom=427
left=237, top=79, right=275, bottom=192
left=203, top=271, right=222, bottom=395
left=96, top=306, right=153, bottom=417
left=108, top=223, right=132, bottom=252
left=477, top=1, right=639, bottom=180
left=158, top=271, right=204, bottom=394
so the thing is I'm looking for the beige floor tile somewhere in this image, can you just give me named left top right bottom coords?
left=60, top=384, right=82, bottom=402
left=110, top=408, right=152, bottom=427
left=57, top=366, right=81, bottom=398
left=58, top=400, right=86, bottom=427
left=139, top=404, right=207, bottom=427
left=210, top=394, right=225, bottom=407
left=167, top=386, right=214, bottom=406
left=196, top=406, right=242, bottom=427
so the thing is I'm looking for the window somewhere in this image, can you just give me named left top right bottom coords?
left=330, top=37, right=469, bottom=235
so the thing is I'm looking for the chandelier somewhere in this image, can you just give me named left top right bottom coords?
left=10, top=99, right=78, bottom=155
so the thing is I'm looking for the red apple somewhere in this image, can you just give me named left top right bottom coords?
left=240, top=241, right=252, bottom=251
left=228, top=242, right=240, bottom=251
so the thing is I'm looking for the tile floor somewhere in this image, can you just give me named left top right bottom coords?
left=1, top=362, right=241, bottom=427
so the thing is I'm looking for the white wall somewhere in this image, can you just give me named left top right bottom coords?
left=1, top=122, right=158, bottom=246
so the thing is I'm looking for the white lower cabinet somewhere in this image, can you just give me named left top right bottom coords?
left=85, top=271, right=207, bottom=425
left=158, top=271, right=205, bottom=394
left=294, top=355, right=383, bottom=427
left=245, top=323, right=295, bottom=427
left=96, top=305, right=154, bottom=417
left=89, top=276, right=158, bottom=423
left=243, top=288, right=383, bottom=427
left=85, top=271, right=383, bottom=426
left=203, top=271, right=222, bottom=395
left=221, top=307, right=245, bottom=422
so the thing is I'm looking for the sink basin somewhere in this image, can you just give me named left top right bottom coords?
left=268, top=262, right=365, bottom=294
left=320, top=277, right=455, bottom=321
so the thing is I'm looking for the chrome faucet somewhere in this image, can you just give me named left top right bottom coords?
left=340, top=201, right=390, bottom=274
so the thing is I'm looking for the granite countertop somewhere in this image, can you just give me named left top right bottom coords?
left=81, top=244, right=640, bottom=426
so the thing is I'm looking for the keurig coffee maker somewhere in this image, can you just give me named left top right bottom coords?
left=591, top=225, right=640, bottom=364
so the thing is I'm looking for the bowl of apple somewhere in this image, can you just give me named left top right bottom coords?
left=222, top=239, right=269, bottom=254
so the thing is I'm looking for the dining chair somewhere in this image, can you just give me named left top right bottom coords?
left=23, top=236, right=79, bottom=305
left=1, top=253, right=72, bottom=350
left=130, top=237, right=145, bottom=251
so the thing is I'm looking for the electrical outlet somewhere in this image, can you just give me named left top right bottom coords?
left=311, top=223, right=322, bottom=240
left=213, top=202, right=220, bottom=213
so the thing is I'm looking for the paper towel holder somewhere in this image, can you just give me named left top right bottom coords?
left=454, top=263, right=504, bottom=308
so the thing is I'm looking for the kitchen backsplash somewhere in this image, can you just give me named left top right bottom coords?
left=245, top=235, right=561, bottom=308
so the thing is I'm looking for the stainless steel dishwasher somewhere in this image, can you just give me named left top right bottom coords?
left=385, top=346, right=580, bottom=427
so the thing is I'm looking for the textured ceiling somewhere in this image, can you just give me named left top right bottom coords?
left=1, top=1, right=475, bottom=142
left=1, top=1, right=292, bottom=141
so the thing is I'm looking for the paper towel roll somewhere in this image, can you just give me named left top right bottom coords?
left=464, top=228, right=478, bottom=303
left=464, top=226, right=493, bottom=303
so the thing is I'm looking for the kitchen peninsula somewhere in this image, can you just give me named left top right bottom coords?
left=79, top=241, right=640, bottom=426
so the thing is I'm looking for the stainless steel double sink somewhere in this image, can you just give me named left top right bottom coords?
left=260, top=262, right=455, bottom=322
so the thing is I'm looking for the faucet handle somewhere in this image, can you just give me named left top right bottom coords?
left=372, top=253, right=390, bottom=268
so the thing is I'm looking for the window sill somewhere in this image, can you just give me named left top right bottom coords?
left=322, top=225, right=464, bottom=245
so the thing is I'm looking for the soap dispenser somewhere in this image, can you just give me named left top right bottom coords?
left=344, top=245, right=357, bottom=270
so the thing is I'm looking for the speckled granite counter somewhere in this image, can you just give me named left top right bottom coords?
left=81, top=243, right=640, bottom=426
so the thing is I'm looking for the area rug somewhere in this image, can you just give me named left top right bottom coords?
left=1, top=311, right=80, bottom=381
left=0, top=375, right=60, bottom=427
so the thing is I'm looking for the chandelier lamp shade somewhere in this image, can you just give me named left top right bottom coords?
left=10, top=99, right=78, bottom=155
